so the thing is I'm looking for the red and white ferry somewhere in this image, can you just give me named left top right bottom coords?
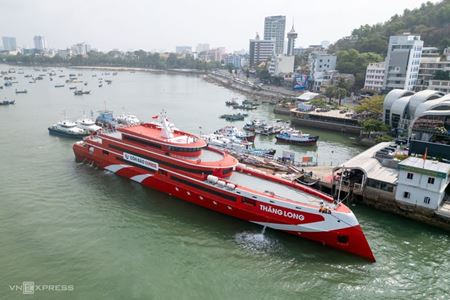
left=73, top=114, right=375, bottom=262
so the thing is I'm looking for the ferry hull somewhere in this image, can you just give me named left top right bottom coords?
left=73, top=143, right=375, bottom=262
left=48, top=128, right=88, bottom=139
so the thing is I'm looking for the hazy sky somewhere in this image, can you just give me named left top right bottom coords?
left=0, top=0, right=441, bottom=52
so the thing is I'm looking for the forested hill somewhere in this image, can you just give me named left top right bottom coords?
left=331, top=0, right=450, bottom=55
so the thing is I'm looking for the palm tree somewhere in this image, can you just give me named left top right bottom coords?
left=335, top=87, right=347, bottom=106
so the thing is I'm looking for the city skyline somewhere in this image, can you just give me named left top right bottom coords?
left=0, top=0, right=442, bottom=52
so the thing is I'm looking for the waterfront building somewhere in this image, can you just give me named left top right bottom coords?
left=383, top=34, right=423, bottom=91
left=249, top=33, right=275, bottom=67
left=2, top=36, right=17, bottom=51
left=264, top=15, right=286, bottom=55
left=33, top=35, right=47, bottom=51
left=223, top=54, right=242, bottom=69
left=332, top=142, right=450, bottom=228
left=415, top=47, right=450, bottom=92
left=286, top=24, right=297, bottom=56
left=383, top=89, right=444, bottom=132
left=290, top=106, right=361, bottom=134
left=363, top=62, right=385, bottom=92
left=408, top=93, right=450, bottom=160
left=382, top=88, right=450, bottom=160
left=175, top=46, right=192, bottom=54
left=395, top=157, right=450, bottom=210
left=268, top=55, right=295, bottom=76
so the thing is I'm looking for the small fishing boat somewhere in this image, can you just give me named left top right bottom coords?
left=0, top=99, right=15, bottom=105
left=15, top=89, right=27, bottom=94
left=214, top=126, right=256, bottom=142
left=225, top=98, right=239, bottom=106
left=275, top=130, right=319, bottom=145
left=219, top=113, right=248, bottom=121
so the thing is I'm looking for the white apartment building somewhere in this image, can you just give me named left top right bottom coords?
left=309, top=52, right=337, bottom=91
left=249, top=34, right=275, bottom=67
left=383, top=34, right=423, bottom=91
left=268, top=55, right=294, bottom=76
left=395, top=157, right=450, bottom=210
left=71, top=42, right=91, bottom=56
left=428, top=80, right=450, bottom=94
left=364, top=62, right=385, bottom=92
left=416, top=47, right=450, bottom=91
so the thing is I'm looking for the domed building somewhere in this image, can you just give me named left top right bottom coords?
left=383, top=89, right=444, bottom=131
left=383, top=89, right=450, bottom=160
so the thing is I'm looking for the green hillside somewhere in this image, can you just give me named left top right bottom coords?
left=331, top=0, right=450, bottom=55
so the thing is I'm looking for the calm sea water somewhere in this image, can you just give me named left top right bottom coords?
left=0, top=65, right=448, bottom=299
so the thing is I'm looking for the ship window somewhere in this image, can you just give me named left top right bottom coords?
left=171, top=176, right=236, bottom=201
left=223, top=168, right=233, bottom=174
left=242, top=198, right=256, bottom=206
left=102, top=150, right=109, bottom=155
left=407, top=173, right=414, bottom=180
left=424, top=196, right=431, bottom=204
left=403, top=191, right=410, bottom=199
left=109, top=144, right=213, bottom=175
left=159, top=170, right=167, bottom=176
left=427, top=177, right=435, bottom=184
left=123, top=134, right=162, bottom=149
left=169, top=146, right=202, bottom=152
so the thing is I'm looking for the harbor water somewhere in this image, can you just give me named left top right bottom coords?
left=0, top=65, right=448, bottom=299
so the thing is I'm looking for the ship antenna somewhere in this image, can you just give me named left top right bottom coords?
left=336, top=165, right=344, bottom=204
left=160, top=110, right=174, bottom=139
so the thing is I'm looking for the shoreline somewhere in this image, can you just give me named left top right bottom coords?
left=70, top=65, right=207, bottom=75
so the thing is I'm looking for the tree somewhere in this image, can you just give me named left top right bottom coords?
left=257, top=68, right=271, bottom=82
left=226, top=64, right=234, bottom=74
left=354, top=95, right=385, bottom=119
left=331, top=0, right=450, bottom=55
left=335, top=87, right=347, bottom=106
left=361, top=119, right=389, bottom=137
left=324, top=86, right=336, bottom=102
left=336, top=49, right=383, bottom=90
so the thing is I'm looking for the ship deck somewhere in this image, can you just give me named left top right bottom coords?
left=230, top=172, right=324, bottom=206
left=179, top=148, right=224, bottom=162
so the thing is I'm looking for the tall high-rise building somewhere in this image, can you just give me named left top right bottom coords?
left=1, top=36, right=17, bottom=51
left=286, top=24, right=297, bottom=56
left=383, top=34, right=423, bottom=91
left=249, top=33, right=275, bottom=67
left=264, top=15, right=286, bottom=55
left=33, top=35, right=47, bottom=50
